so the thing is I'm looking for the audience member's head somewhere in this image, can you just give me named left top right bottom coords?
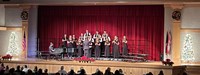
left=114, top=70, right=120, bottom=75
left=158, top=70, right=164, bottom=75
left=38, top=68, right=43, bottom=74
left=68, top=68, right=76, bottom=75
left=93, top=68, right=103, bottom=75
left=119, top=69, right=123, bottom=74
left=1, top=63, right=4, bottom=67
left=9, top=68, right=15, bottom=74
left=44, top=69, right=48, bottom=73
left=55, top=72, right=60, bottom=75
left=107, top=67, right=111, bottom=71
left=0, top=63, right=5, bottom=72
left=61, top=66, right=64, bottom=70
left=43, top=69, right=48, bottom=75
left=5, top=65, right=9, bottom=70
left=96, top=68, right=100, bottom=73
left=16, top=65, right=21, bottom=72
left=0, top=64, right=5, bottom=74
left=34, top=66, right=38, bottom=72
left=105, top=67, right=113, bottom=75
left=80, top=68, right=86, bottom=75
left=21, top=66, right=24, bottom=71
left=24, top=65, right=28, bottom=68
left=27, top=69, right=33, bottom=75
left=79, top=67, right=84, bottom=71
left=146, top=72, right=153, bottom=75
left=183, top=71, right=187, bottom=75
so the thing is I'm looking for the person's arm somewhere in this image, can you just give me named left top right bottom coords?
left=108, top=37, right=111, bottom=41
left=125, top=40, right=127, bottom=43
left=93, top=34, right=95, bottom=39
left=89, top=33, right=91, bottom=36
left=67, top=40, right=70, bottom=43
left=49, top=44, right=54, bottom=51
left=117, top=41, right=120, bottom=45
left=98, top=43, right=101, bottom=46
left=83, top=33, right=86, bottom=40
left=122, top=40, right=125, bottom=43
left=91, top=38, right=94, bottom=42
left=76, top=42, right=79, bottom=45
left=107, top=42, right=110, bottom=46
left=62, top=38, right=65, bottom=42
left=95, top=42, right=100, bottom=46
left=99, top=38, right=102, bottom=42
left=112, top=41, right=115, bottom=44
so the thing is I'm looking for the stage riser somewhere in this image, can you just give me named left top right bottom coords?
left=4, top=62, right=173, bottom=75
left=186, top=66, right=200, bottom=75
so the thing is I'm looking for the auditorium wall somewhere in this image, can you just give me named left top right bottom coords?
left=5, top=6, right=22, bottom=27
left=181, top=7, right=200, bottom=28
left=180, top=6, right=200, bottom=62
left=0, top=5, right=5, bottom=26
left=0, top=5, right=22, bottom=27
left=28, top=5, right=38, bottom=57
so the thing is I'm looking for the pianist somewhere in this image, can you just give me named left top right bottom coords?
left=49, top=42, right=55, bottom=53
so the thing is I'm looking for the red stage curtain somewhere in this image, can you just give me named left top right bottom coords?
left=38, top=5, right=164, bottom=61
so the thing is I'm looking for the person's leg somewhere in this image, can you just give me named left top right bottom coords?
left=95, top=48, right=97, bottom=58
left=69, top=48, right=74, bottom=58
left=68, top=48, right=71, bottom=58
left=88, top=49, right=91, bottom=57
left=101, top=41, right=105, bottom=55
left=84, top=49, right=86, bottom=56
left=78, top=48, right=81, bottom=57
left=87, top=49, right=90, bottom=57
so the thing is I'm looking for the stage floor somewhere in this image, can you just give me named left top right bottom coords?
left=2, top=57, right=164, bottom=66
left=3, top=57, right=199, bottom=65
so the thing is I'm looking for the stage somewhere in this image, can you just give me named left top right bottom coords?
left=0, top=58, right=179, bottom=75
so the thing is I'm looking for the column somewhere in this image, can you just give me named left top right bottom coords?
left=20, top=5, right=30, bottom=58
left=170, top=4, right=184, bottom=65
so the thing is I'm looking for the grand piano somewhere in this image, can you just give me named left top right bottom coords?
left=50, top=48, right=63, bottom=55
left=38, top=47, right=76, bottom=59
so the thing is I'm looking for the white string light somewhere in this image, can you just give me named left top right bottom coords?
left=181, top=34, right=195, bottom=62
left=6, top=32, right=21, bottom=56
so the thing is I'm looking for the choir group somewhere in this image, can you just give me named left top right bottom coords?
left=49, top=30, right=128, bottom=58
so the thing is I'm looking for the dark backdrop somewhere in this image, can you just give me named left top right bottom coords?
left=38, top=5, right=164, bottom=60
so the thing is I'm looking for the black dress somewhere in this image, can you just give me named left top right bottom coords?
left=62, top=38, right=67, bottom=48
left=95, top=42, right=101, bottom=58
left=104, top=42, right=110, bottom=57
left=122, top=42, right=128, bottom=56
left=113, top=41, right=119, bottom=58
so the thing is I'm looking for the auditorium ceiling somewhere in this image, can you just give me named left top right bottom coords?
left=0, top=0, right=200, bottom=5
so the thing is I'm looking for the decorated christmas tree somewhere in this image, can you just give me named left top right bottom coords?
left=181, top=34, right=195, bottom=62
left=6, top=32, right=21, bottom=56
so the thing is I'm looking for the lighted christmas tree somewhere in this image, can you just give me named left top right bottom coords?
left=6, top=32, right=21, bottom=56
left=181, top=34, right=195, bottom=62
